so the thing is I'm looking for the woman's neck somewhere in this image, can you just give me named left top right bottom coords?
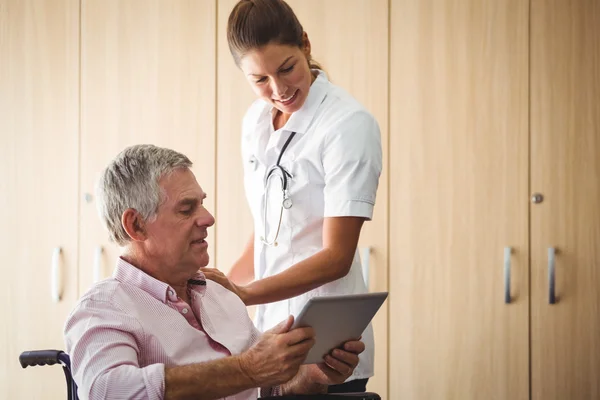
left=273, top=110, right=290, bottom=130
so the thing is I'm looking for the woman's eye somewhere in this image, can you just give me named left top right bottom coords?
left=256, top=77, right=267, bottom=83
left=281, top=65, right=294, bottom=73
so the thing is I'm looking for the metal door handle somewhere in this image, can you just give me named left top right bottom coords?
left=360, top=247, right=371, bottom=288
left=504, top=247, right=511, bottom=304
left=51, top=247, right=62, bottom=302
left=93, top=246, right=104, bottom=282
left=548, top=247, right=556, bottom=304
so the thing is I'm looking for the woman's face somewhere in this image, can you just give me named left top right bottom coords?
left=239, top=39, right=313, bottom=115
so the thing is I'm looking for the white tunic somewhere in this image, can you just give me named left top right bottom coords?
left=241, top=70, right=383, bottom=380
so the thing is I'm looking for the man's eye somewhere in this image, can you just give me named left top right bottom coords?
left=181, top=209, right=193, bottom=215
left=256, top=77, right=267, bottom=83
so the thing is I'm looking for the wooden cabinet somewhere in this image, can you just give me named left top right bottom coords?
left=0, top=1, right=80, bottom=398
left=389, top=0, right=599, bottom=399
left=530, top=1, right=600, bottom=399
left=3, top=1, right=598, bottom=399
left=216, top=1, right=390, bottom=397
left=389, top=1, right=530, bottom=398
left=78, top=0, right=217, bottom=294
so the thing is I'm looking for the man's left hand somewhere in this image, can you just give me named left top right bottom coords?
left=303, top=339, right=365, bottom=386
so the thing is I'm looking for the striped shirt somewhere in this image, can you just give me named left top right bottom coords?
left=64, top=258, right=269, bottom=400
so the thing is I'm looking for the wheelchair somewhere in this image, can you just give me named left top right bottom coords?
left=19, top=350, right=381, bottom=400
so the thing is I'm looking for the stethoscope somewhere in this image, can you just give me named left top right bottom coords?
left=260, top=131, right=297, bottom=247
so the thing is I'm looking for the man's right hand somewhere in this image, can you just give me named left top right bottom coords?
left=238, top=316, right=315, bottom=388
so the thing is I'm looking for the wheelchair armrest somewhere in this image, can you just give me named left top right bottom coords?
left=261, top=393, right=380, bottom=400
left=19, top=350, right=66, bottom=368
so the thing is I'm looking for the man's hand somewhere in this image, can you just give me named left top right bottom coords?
left=283, top=338, right=365, bottom=395
left=237, top=316, right=315, bottom=388
left=305, top=339, right=365, bottom=385
left=200, top=267, right=249, bottom=303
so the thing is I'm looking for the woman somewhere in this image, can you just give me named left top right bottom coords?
left=203, top=0, right=382, bottom=393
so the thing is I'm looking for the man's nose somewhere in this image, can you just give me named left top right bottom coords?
left=196, top=209, right=215, bottom=227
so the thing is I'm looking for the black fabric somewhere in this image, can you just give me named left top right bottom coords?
left=327, top=378, right=369, bottom=394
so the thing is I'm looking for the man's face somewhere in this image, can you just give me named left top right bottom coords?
left=143, top=168, right=214, bottom=278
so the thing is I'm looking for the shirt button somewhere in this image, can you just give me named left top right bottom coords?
left=168, top=290, right=174, bottom=296
left=182, top=308, right=188, bottom=314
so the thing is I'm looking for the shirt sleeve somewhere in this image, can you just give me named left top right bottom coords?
left=322, top=110, right=383, bottom=220
left=64, top=299, right=165, bottom=400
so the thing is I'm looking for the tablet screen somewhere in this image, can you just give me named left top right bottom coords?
left=290, top=292, right=388, bottom=364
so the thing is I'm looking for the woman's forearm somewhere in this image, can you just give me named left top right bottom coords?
left=242, top=248, right=350, bottom=306
left=238, top=217, right=364, bottom=306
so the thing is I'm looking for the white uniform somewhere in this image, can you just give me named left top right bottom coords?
left=241, top=70, right=382, bottom=381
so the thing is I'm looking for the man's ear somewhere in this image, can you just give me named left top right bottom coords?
left=121, top=208, right=147, bottom=242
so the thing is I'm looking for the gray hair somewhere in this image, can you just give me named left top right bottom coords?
left=95, top=144, right=193, bottom=246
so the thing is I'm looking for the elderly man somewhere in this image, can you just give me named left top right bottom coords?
left=64, top=144, right=364, bottom=400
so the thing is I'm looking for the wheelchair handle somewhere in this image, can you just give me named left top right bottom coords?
left=19, top=350, right=65, bottom=368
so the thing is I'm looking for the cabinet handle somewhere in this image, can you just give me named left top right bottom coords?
left=51, top=247, right=62, bottom=302
left=504, top=247, right=511, bottom=304
left=93, top=246, right=103, bottom=283
left=360, top=247, right=371, bottom=288
left=548, top=247, right=556, bottom=304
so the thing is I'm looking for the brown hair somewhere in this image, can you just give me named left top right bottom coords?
left=227, top=0, right=322, bottom=70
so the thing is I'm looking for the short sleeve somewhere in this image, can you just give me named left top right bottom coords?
left=322, top=110, right=382, bottom=220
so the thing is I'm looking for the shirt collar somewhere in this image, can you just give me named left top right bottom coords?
left=257, top=69, right=330, bottom=136
left=113, top=257, right=206, bottom=304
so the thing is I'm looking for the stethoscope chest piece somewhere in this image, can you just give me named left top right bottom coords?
left=282, top=195, right=293, bottom=209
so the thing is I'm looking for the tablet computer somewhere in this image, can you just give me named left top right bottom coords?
left=290, top=292, right=388, bottom=364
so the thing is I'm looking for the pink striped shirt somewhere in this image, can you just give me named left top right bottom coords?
left=64, top=258, right=266, bottom=400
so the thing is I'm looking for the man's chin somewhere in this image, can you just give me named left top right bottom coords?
left=192, top=255, right=210, bottom=270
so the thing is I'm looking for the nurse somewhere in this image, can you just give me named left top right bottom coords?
left=203, top=0, right=382, bottom=393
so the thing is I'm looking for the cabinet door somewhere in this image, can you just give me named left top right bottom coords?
left=0, top=0, right=80, bottom=398
left=530, top=1, right=600, bottom=399
left=79, top=0, right=216, bottom=294
left=215, top=0, right=257, bottom=273
left=216, top=1, right=389, bottom=396
left=389, top=1, right=529, bottom=399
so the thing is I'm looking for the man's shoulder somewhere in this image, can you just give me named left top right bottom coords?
left=76, top=278, right=121, bottom=305
left=68, top=278, right=141, bottom=319
left=64, top=278, right=151, bottom=333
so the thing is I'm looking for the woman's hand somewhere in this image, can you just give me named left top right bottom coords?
left=200, top=267, right=249, bottom=304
